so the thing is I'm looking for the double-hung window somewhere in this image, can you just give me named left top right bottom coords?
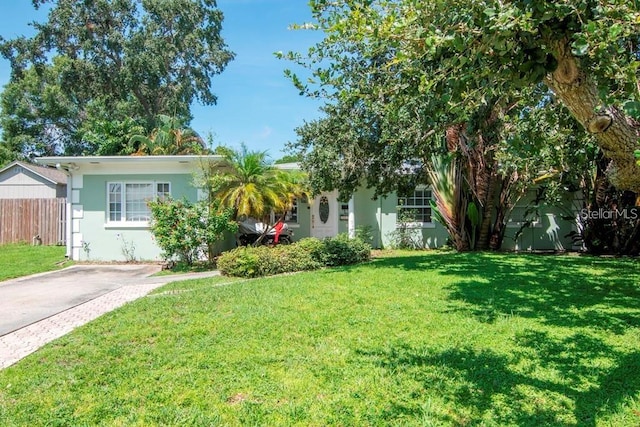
left=107, top=182, right=171, bottom=223
left=397, top=187, right=433, bottom=226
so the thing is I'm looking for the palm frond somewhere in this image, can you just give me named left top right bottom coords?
left=208, top=145, right=310, bottom=222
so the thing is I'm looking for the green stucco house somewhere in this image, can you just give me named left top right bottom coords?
left=36, top=155, right=579, bottom=261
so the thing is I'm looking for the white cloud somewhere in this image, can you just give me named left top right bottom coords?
left=256, top=126, right=273, bottom=139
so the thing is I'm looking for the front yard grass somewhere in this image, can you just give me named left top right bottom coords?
left=0, top=243, right=69, bottom=282
left=1, top=251, right=639, bottom=425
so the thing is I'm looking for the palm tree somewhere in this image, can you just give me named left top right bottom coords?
left=272, top=167, right=310, bottom=218
left=426, top=154, right=470, bottom=251
left=209, top=145, right=309, bottom=244
left=129, top=115, right=206, bottom=155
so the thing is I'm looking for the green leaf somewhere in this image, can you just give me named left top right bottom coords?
left=585, top=21, right=597, bottom=33
left=467, top=201, right=480, bottom=226
left=452, top=36, right=464, bottom=52
left=623, top=100, right=640, bottom=120
left=571, top=36, right=589, bottom=56
left=608, top=23, right=623, bottom=39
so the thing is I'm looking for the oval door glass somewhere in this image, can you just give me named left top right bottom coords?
left=319, top=196, right=329, bottom=223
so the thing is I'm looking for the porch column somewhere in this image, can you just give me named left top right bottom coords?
left=348, top=197, right=355, bottom=238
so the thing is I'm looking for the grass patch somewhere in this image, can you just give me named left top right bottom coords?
left=1, top=252, right=639, bottom=425
left=149, top=275, right=242, bottom=294
left=152, top=261, right=216, bottom=277
left=0, top=243, right=69, bottom=282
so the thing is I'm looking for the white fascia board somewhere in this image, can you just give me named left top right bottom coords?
left=35, top=155, right=224, bottom=166
left=35, top=155, right=226, bottom=175
left=274, top=162, right=301, bottom=170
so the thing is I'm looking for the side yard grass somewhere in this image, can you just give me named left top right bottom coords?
left=0, top=243, right=69, bottom=282
left=0, top=251, right=639, bottom=425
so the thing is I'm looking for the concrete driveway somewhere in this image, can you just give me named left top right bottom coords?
left=0, top=264, right=204, bottom=336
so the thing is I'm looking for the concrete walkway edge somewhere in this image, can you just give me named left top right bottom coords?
left=0, top=282, right=167, bottom=369
left=0, top=269, right=221, bottom=370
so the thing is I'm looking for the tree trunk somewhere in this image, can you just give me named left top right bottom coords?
left=445, top=118, right=501, bottom=250
left=476, top=172, right=497, bottom=250
left=544, top=40, right=640, bottom=192
left=489, top=171, right=524, bottom=250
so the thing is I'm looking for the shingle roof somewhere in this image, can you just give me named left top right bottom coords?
left=0, top=161, right=68, bottom=185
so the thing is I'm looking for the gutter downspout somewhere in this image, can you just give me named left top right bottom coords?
left=56, top=163, right=73, bottom=259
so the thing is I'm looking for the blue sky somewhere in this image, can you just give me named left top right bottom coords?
left=0, top=0, right=325, bottom=160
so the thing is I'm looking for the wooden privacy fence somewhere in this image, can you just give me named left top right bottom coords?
left=0, top=198, right=66, bottom=245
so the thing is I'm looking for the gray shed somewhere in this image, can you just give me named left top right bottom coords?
left=0, top=161, right=67, bottom=199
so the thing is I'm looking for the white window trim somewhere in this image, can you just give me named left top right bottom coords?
left=403, top=221, right=436, bottom=229
left=104, top=222, right=154, bottom=229
left=105, top=181, right=171, bottom=227
left=397, top=186, right=435, bottom=228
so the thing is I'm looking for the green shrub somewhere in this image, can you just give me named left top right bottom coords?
left=275, top=242, right=324, bottom=272
left=294, top=237, right=326, bottom=264
left=217, top=246, right=270, bottom=278
left=217, top=235, right=370, bottom=278
left=355, top=225, right=374, bottom=247
left=218, top=243, right=323, bottom=278
left=386, top=209, right=426, bottom=250
left=322, top=233, right=371, bottom=266
left=149, top=198, right=237, bottom=265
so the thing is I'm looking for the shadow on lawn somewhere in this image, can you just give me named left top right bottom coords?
left=361, top=252, right=640, bottom=425
left=358, top=342, right=640, bottom=426
left=370, top=252, right=640, bottom=333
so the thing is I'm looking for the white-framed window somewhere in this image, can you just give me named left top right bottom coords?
left=398, top=187, right=433, bottom=225
left=107, top=181, right=171, bottom=223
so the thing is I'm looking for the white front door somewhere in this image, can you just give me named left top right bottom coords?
left=311, top=191, right=339, bottom=239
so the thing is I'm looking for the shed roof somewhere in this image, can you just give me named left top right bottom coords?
left=0, top=160, right=68, bottom=185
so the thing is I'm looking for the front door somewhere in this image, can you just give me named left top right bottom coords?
left=311, top=191, right=339, bottom=239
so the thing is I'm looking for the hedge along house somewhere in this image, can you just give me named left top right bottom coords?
left=35, top=156, right=580, bottom=261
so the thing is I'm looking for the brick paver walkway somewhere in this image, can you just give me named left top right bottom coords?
left=0, top=281, right=171, bottom=369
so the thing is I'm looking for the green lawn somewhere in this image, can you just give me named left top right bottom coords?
left=1, top=251, right=639, bottom=426
left=0, top=243, right=69, bottom=282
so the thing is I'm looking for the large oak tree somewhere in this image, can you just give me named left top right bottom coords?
left=0, top=0, right=233, bottom=158
left=290, top=0, right=640, bottom=192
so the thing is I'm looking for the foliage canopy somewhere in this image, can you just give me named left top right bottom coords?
left=0, top=0, right=233, bottom=159
left=286, top=0, right=640, bottom=192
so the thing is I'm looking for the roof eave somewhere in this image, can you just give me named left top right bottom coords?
left=35, top=155, right=226, bottom=168
left=0, top=160, right=66, bottom=185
